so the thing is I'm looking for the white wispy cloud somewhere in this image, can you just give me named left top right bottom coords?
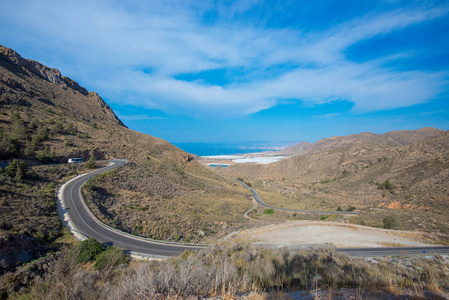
left=313, top=113, right=341, bottom=119
left=0, top=0, right=447, bottom=116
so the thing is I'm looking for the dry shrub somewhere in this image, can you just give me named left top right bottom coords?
left=20, top=243, right=449, bottom=299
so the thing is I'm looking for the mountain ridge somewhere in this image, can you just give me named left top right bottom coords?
left=0, top=45, right=250, bottom=246
left=281, top=127, right=444, bottom=156
left=217, top=128, right=449, bottom=240
left=0, top=45, right=126, bottom=128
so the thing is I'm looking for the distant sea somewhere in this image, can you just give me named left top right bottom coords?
left=173, top=143, right=279, bottom=156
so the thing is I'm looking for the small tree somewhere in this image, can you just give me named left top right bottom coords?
left=0, top=136, right=18, bottom=159
left=86, top=155, right=96, bottom=168
left=24, top=140, right=36, bottom=157
left=12, top=118, right=28, bottom=140
left=4, top=162, right=17, bottom=177
left=36, top=125, right=49, bottom=141
left=15, top=166, right=25, bottom=181
left=50, top=122, right=64, bottom=135
left=4, top=160, right=28, bottom=180
left=36, top=146, right=55, bottom=163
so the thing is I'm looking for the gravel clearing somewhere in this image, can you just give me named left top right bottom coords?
left=236, top=221, right=432, bottom=248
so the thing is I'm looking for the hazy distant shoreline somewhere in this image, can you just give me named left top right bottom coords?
left=173, top=142, right=287, bottom=156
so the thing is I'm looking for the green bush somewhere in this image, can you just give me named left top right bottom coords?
left=30, top=118, right=40, bottom=129
left=50, top=122, right=64, bottom=135
left=12, top=118, right=28, bottom=140
left=0, top=136, right=19, bottom=159
left=94, top=247, right=128, bottom=270
left=78, top=238, right=104, bottom=263
left=263, top=208, right=274, bottom=215
left=337, top=206, right=342, bottom=211
left=36, top=146, right=55, bottom=163
left=24, top=140, right=36, bottom=156
left=383, top=215, right=398, bottom=229
left=4, top=160, right=28, bottom=180
left=36, top=125, right=49, bottom=141
left=84, top=181, right=97, bottom=192
left=377, top=180, right=396, bottom=192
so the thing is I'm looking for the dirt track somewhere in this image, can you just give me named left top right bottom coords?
left=235, top=221, right=432, bottom=248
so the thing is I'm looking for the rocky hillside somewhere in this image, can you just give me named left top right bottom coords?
left=218, top=129, right=449, bottom=241
left=280, top=141, right=313, bottom=155
left=0, top=45, right=251, bottom=248
left=280, top=127, right=443, bottom=156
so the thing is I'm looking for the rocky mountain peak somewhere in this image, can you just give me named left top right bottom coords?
left=0, top=45, right=88, bottom=95
left=0, top=45, right=126, bottom=127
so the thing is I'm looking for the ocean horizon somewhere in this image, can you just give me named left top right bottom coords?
left=173, top=142, right=282, bottom=157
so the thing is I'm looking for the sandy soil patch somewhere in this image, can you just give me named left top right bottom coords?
left=235, top=221, right=432, bottom=248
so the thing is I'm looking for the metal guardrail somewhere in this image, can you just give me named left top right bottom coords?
left=129, top=251, right=169, bottom=259
left=56, top=183, right=89, bottom=241
left=59, top=159, right=210, bottom=250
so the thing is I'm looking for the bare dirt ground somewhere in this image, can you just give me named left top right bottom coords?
left=232, top=221, right=433, bottom=248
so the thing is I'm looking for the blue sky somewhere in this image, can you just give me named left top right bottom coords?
left=1, top=0, right=448, bottom=146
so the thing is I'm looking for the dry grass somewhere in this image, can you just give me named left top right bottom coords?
left=82, top=162, right=252, bottom=243
left=0, top=46, right=262, bottom=296
left=18, top=243, right=449, bottom=300
left=1, top=53, right=256, bottom=245
left=216, top=132, right=449, bottom=243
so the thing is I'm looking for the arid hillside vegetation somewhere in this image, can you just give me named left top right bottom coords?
left=280, top=127, right=444, bottom=156
left=14, top=243, right=449, bottom=299
left=218, top=130, right=449, bottom=242
left=0, top=45, right=252, bottom=283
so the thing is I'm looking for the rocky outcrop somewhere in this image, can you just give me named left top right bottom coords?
left=0, top=45, right=126, bottom=127
left=0, top=45, right=88, bottom=95
left=88, top=92, right=126, bottom=127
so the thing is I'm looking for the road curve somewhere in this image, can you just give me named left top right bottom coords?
left=58, top=160, right=204, bottom=257
left=58, top=163, right=447, bottom=258
left=235, top=179, right=360, bottom=215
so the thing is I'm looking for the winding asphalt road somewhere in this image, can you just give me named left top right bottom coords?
left=58, top=159, right=204, bottom=257
left=59, top=161, right=449, bottom=258
left=235, top=179, right=360, bottom=215
left=235, top=179, right=449, bottom=257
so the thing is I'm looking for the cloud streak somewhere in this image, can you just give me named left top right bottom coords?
left=0, top=0, right=447, bottom=116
